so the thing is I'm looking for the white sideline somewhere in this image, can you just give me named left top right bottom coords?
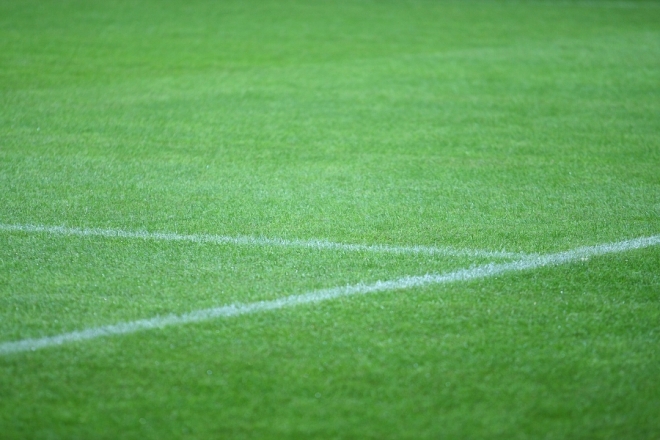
left=1, top=234, right=658, bottom=356
left=0, top=223, right=527, bottom=259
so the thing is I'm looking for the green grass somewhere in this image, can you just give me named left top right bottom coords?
left=1, top=0, right=660, bottom=438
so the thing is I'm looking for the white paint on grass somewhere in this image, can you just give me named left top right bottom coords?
left=1, top=234, right=658, bottom=356
left=0, top=223, right=526, bottom=259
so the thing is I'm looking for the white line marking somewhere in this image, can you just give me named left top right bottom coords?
left=0, top=223, right=526, bottom=259
left=1, top=234, right=658, bottom=356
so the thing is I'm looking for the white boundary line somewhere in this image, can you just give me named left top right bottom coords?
left=1, top=234, right=658, bottom=356
left=0, top=223, right=527, bottom=259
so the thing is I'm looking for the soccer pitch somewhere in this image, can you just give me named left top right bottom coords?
left=1, top=0, right=659, bottom=437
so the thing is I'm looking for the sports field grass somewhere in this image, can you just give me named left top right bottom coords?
left=1, top=0, right=660, bottom=438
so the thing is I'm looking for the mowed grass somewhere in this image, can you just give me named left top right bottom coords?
left=1, top=0, right=660, bottom=438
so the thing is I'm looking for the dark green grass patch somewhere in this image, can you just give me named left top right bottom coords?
left=1, top=250, right=658, bottom=439
left=1, top=0, right=659, bottom=438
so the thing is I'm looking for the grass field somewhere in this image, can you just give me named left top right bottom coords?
left=1, top=0, right=660, bottom=438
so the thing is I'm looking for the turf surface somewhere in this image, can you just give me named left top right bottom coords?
left=1, top=0, right=659, bottom=438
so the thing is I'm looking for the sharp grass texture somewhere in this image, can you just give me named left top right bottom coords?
left=0, top=223, right=526, bottom=258
left=0, top=0, right=659, bottom=438
left=1, top=233, right=657, bottom=355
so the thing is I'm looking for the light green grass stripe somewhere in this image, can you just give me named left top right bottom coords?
left=0, top=223, right=527, bottom=259
left=1, top=234, right=658, bottom=356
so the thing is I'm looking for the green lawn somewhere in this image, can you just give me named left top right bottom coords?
left=1, top=0, right=659, bottom=438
